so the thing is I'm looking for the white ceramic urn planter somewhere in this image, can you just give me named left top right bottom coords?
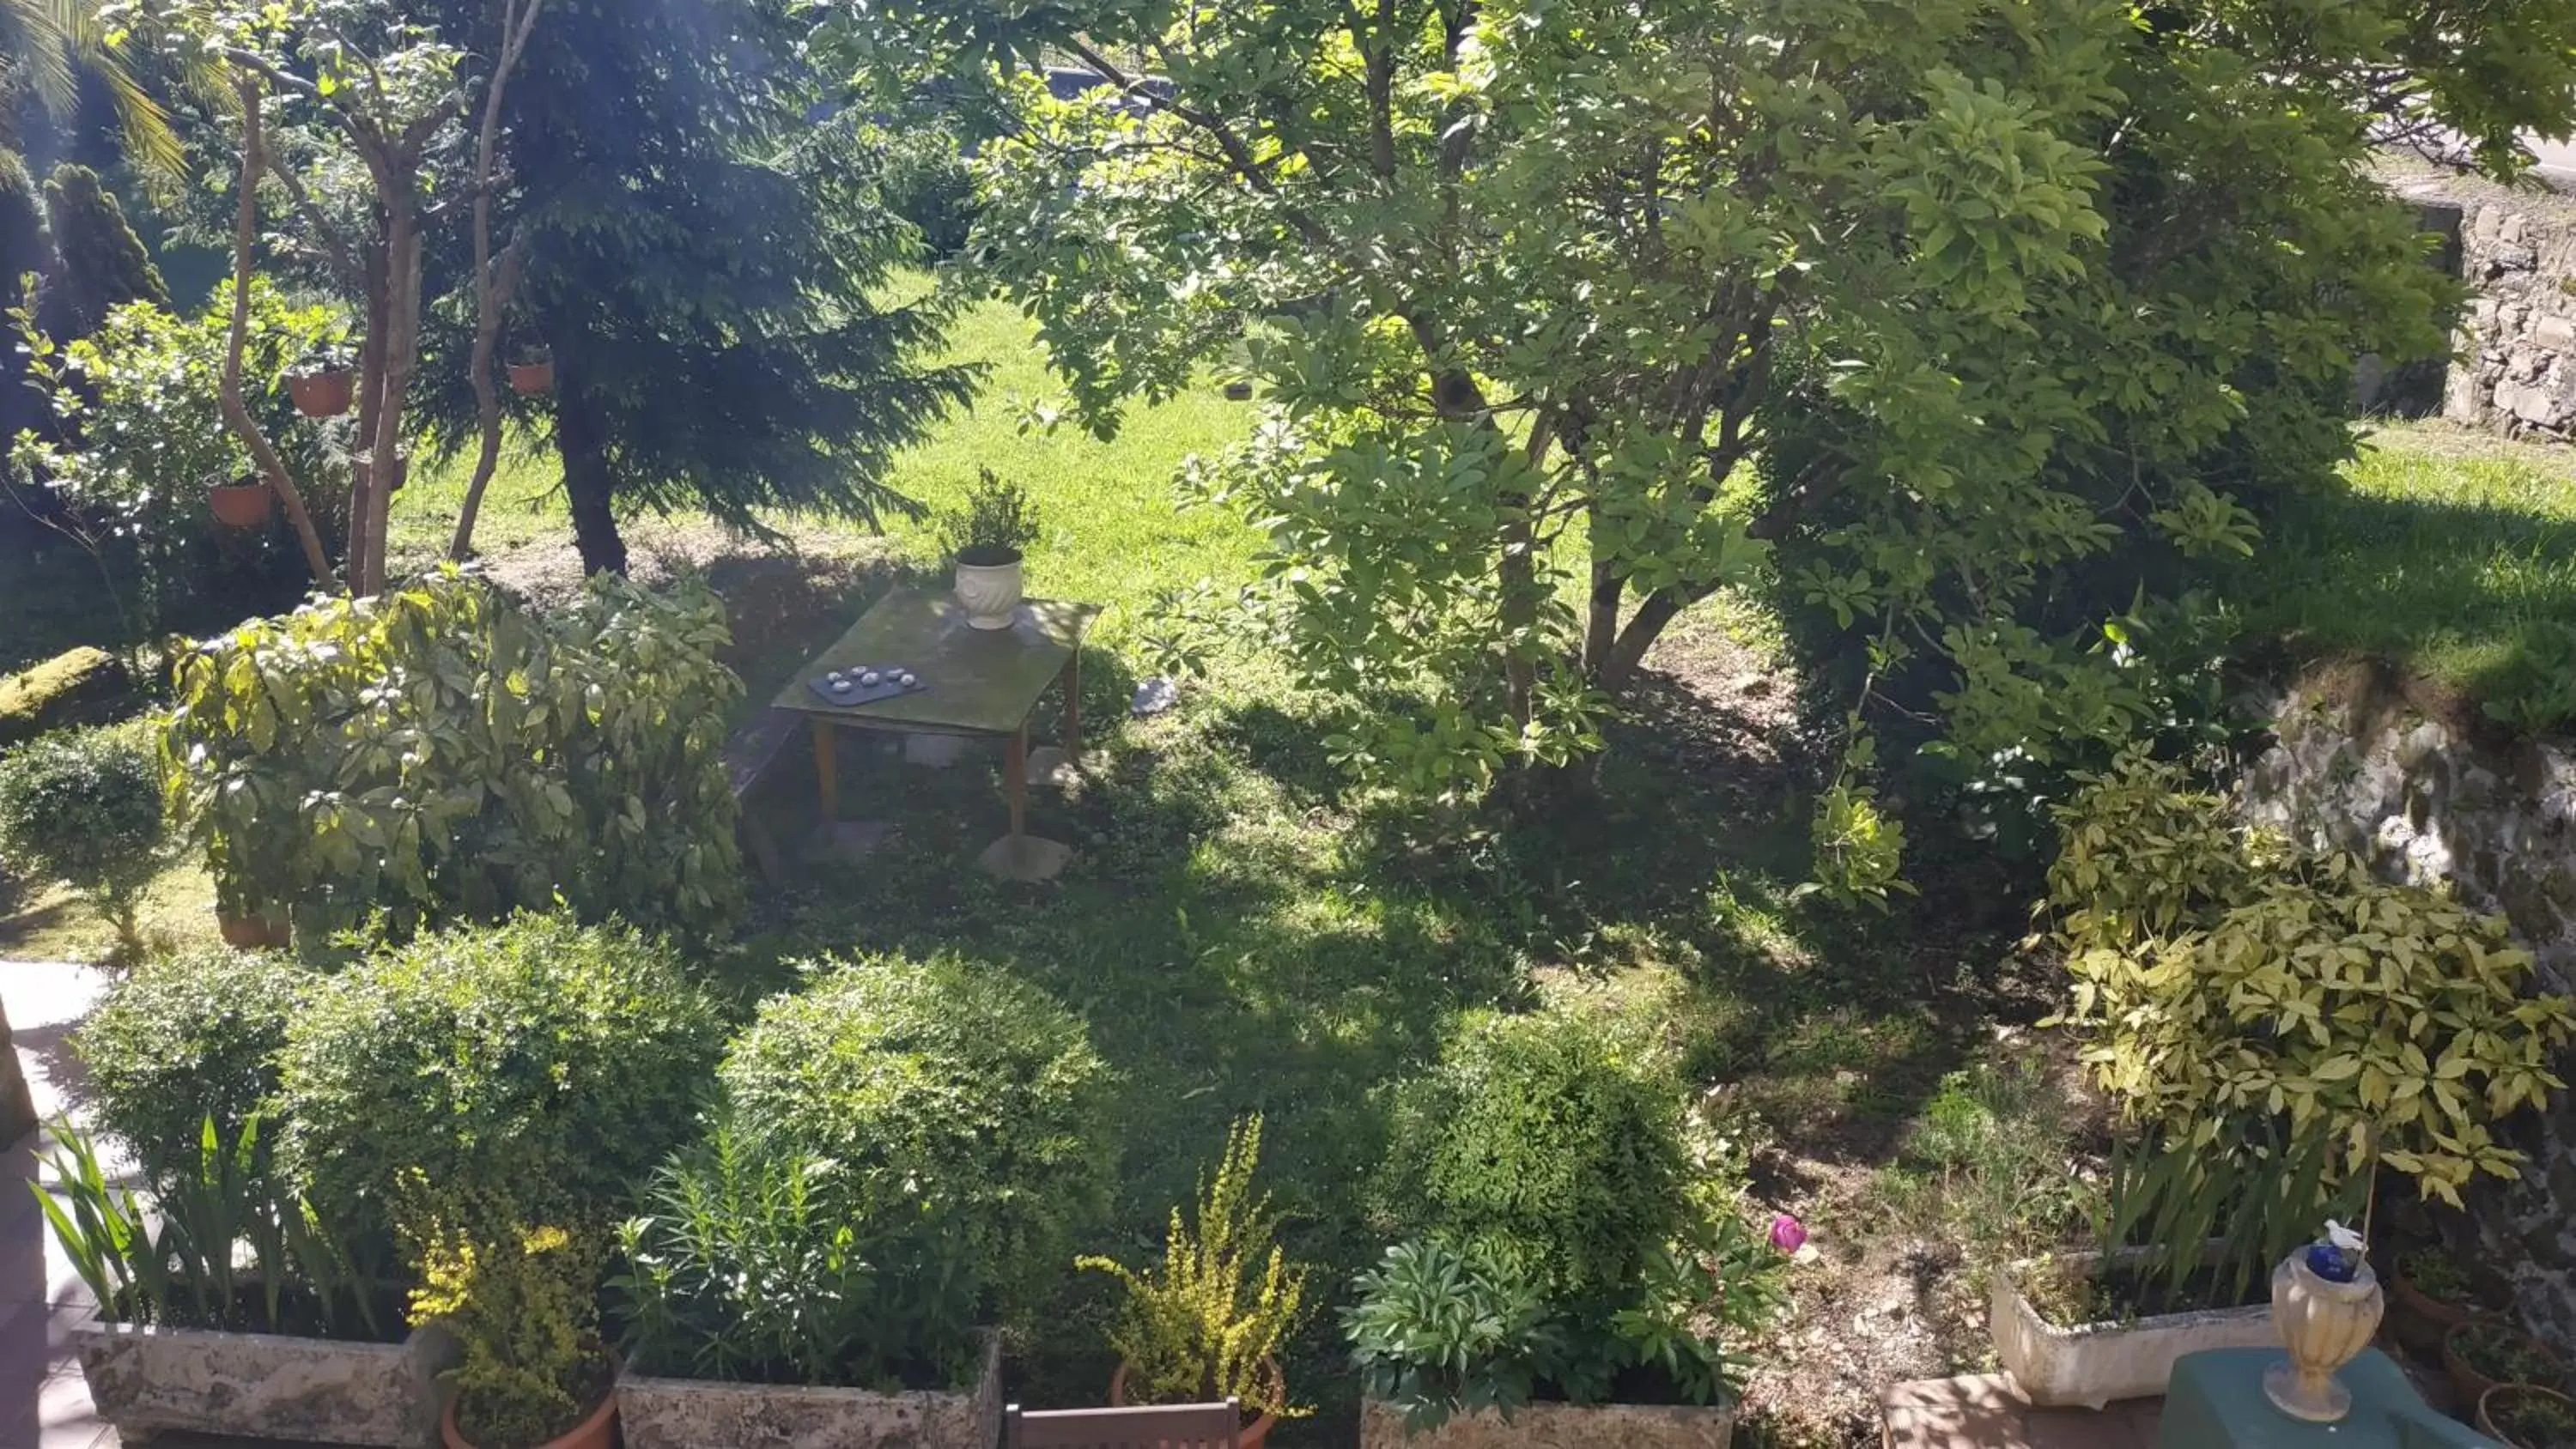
left=1358, top=1397, right=1735, bottom=1449
left=617, top=1331, right=1002, bottom=1449
left=1990, top=1246, right=2277, bottom=1409
left=952, top=550, right=1024, bottom=630
left=70, top=1307, right=458, bottom=1447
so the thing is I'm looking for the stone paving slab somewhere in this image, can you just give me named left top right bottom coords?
left=1883, top=1373, right=2163, bottom=1449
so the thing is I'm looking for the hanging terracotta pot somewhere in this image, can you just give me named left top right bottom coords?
left=289, top=370, right=355, bottom=417
left=509, top=357, right=555, bottom=396
left=208, top=475, right=274, bottom=529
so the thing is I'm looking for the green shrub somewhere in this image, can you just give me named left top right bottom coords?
left=873, top=123, right=979, bottom=259
left=41, top=163, right=167, bottom=336
left=0, top=646, right=131, bottom=747
left=615, top=1113, right=980, bottom=1390
left=9, top=283, right=349, bottom=643
left=76, top=945, right=313, bottom=1185
left=1376, top=1009, right=1687, bottom=1334
left=278, top=913, right=723, bottom=1234
left=0, top=724, right=164, bottom=951
left=2050, top=752, right=2576, bottom=1294
left=409, top=1188, right=612, bottom=1449
left=718, top=954, right=1116, bottom=1328
left=164, top=567, right=744, bottom=938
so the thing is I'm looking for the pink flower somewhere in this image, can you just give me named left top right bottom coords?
left=1770, top=1213, right=1807, bottom=1255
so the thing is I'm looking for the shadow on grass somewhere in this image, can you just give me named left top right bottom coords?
left=2246, top=454, right=2576, bottom=734
left=728, top=634, right=2036, bottom=1440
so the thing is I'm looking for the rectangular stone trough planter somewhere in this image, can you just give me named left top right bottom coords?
left=617, top=1331, right=1002, bottom=1449
left=1990, top=1246, right=2276, bottom=1409
left=1358, top=1395, right=1735, bottom=1448
left=70, top=1306, right=457, bottom=1447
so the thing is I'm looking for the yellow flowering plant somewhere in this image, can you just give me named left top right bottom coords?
left=404, top=1185, right=612, bottom=1449
left=1078, top=1116, right=1313, bottom=1420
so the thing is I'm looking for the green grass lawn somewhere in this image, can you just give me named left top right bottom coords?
left=2244, top=421, right=2576, bottom=728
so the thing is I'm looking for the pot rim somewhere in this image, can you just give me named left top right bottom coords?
left=67, top=1294, right=416, bottom=1355
left=2479, top=1381, right=2576, bottom=1446
left=441, top=1349, right=619, bottom=1449
left=1109, top=1356, right=1285, bottom=1439
left=2445, top=1313, right=2565, bottom=1370
left=1999, top=1243, right=2272, bottom=1342
left=954, top=546, right=1025, bottom=568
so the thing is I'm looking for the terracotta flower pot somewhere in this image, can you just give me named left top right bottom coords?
left=2389, top=1246, right=2482, bottom=1356
left=208, top=477, right=274, bottom=530
left=441, top=1365, right=618, bottom=1449
left=509, top=360, right=554, bottom=396
left=289, top=370, right=355, bottom=417
left=1109, top=1359, right=1279, bottom=1449
left=215, top=911, right=290, bottom=950
left=2481, top=1383, right=2576, bottom=1449
left=2445, top=1317, right=2565, bottom=1413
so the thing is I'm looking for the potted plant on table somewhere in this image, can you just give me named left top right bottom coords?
left=2481, top=1384, right=2576, bottom=1449
left=1081, top=1116, right=1313, bottom=1449
left=939, top=468, right=1040, bottom=630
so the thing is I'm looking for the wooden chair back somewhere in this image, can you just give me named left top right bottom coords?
left=1002, top=1398, right=1242, bottom=1448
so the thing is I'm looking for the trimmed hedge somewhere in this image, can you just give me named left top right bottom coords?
left=74, top=945, right=313, bottom=1184
left=278, top=912, right=723, bottom=1232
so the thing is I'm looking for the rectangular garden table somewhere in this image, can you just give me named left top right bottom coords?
left=771, top=587, right=1100, bottom=879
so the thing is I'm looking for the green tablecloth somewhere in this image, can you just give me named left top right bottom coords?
left=2159, top=1349, right=2500, bottom=1449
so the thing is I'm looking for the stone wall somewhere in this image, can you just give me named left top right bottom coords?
left=2240, top=661, right=2576, bottom=1337
left=2379, top=158, right=2576, bottom=440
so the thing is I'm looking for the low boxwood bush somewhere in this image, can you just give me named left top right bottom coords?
left=716, top=954, right=1117, bottom=1331
left=1375, top=1007, right=1687, bottom=1329
left=74, top=944, right=313, bottom=1185
left=0, top=724, right=164, bottom=951
left=278, top=912, right=723, bottom=1233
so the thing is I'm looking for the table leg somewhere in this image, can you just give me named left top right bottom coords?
left=812, top=718, right=837, bottom=823
left=1007, top=724, right=1029, bottom=838
left=1060, top=652, right=1082, bottom=765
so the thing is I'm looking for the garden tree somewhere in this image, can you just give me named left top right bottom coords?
left=113, top=0, right=546, bottom=596
left=40, top=162, right=166, bottom=335
left=0, top=0, right=192, bottom=186
left=0, top=149, right=47, bottom=450
left=830, top=0, right=2576, bottom=828
left=408, top=0, right=975, bottom=575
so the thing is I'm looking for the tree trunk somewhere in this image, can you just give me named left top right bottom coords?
left=557, top=373, right=626, bottom=575
left=450, top=0, right=544, bottom=562
left=219, top=82, right=334, bottom=590
left=359, top=211, right=422, bottom=596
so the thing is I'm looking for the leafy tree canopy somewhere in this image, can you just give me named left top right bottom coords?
left=819, top=0, right=2576, bottom=860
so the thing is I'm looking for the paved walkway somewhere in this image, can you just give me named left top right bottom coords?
left=1882, top=1375, right=2163, bottom=1449
left=2, top=958, right=113, bottom=1449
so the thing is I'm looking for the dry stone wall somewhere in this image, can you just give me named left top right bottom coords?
left=2240, top=663, right=2576, bottom=1338
left=2379, top=158, right=2576, bottom=440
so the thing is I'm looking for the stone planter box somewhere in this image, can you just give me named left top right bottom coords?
left=1990, top=1246, right=2275, bottom=1409
left=70, top=1305, right=458, bottom=1446
left=617, top=1331, right=1002, bottom=1449
left=1358, top=1395, right=1735, bottom=1448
